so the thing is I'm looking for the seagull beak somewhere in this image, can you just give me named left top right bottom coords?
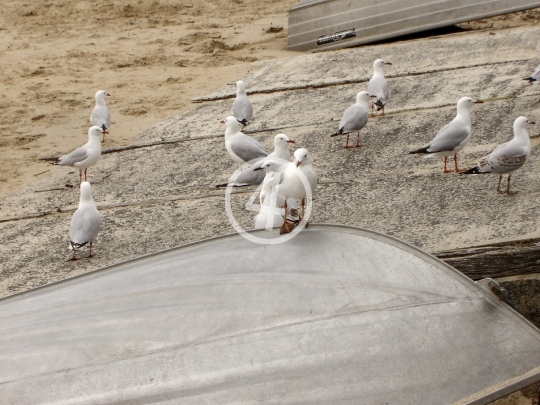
left=370, top=95, right=377, bottom=98
left=227, top=82, right=235, bottom=86
left=385, top=62, right=392, bottom=65
left=295, top=161, right=301, bottom=168
left=529, top=121, right=536, bottom=125
left=474, top=100, right=484, bottom=104
left=287, top=140, right=295, bottom=143
left=220, top=120, right=225, bottom=124
left=106, top=93, right=111, bottom=97
left=253, top=167, right=264, bottom=171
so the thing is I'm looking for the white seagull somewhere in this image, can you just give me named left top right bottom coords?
left=69, top=181, right=101, bottom=260
left=57, top=126, right=103, bottom=185
left=367, top=59, right=392, bottom=116
left=462, top=116, right=535, bottom=194
left=331, top=91, right=376, bottom=148
left=253, top=159, right=290, bottom=230
left=273, top=148, right=318, bottom=234
left=216, top=133, right=295, bottom=188
left=523, top=64, right=540, bottom=84
left=222, top=116, right=267, bottom=168
left=232, top=80, right=253, bottom=128
left=90, top=90, right=111, bottom=142
left=409, top=97, right=483, bottom=173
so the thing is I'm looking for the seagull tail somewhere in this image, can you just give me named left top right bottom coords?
left=70, top=240, right=88, bottom=250
left=374, top=99, right=385, bottom=110
left=215, top=182, right=250, bottom=189
left=409, top=146, right=430, bottom=155
left=331, top=127, right=345, bottom=137
left=237, top=119, right=249, bottom=126
left=523, top=76, right=537, bottom=83
left=461, top=166, right=482, bottom=175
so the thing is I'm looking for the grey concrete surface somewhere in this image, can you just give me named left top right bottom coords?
left=2, top=26, right=540, bottom=297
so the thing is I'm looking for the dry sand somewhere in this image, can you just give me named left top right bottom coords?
left=1, top=2, right=540, bottom=404
left=0, top=0, right=300, bottom=198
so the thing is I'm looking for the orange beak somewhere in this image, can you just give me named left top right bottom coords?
left=474, top=100, right=484, bottom=104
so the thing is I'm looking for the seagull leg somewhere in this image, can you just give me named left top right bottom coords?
left=506, top=174, right=518, bottom=195
left=69, top=249, right=78, bottom=261
left=496, top=175, right=505, bottom=194
left=381, top=105, right=385, bottom=117
left=355, top=131, right=363, bottom=148
left=343, top=134, right=351, bottom=149
left=370, top=102, right=375, bottom=118
left=280, top=201, right=293, bottom=234
left=84, top=168, right=88, bottom=181
left=443, top=156, right=452, bottom=173
left=453, top=154, right=465, bottom=173
left=87, top=241, right=95, bottom=258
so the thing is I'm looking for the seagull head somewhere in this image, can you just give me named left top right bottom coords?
left=374, top=59, right=392, bottom=68
left=514, top=116, right=535, bottom=132
left=458, top=97, right=483, bottom=107
left=88, top=126, right=104, bottom=139
left=222, top=116, right=240, bottom=129
left=253, top=159, right=282, bottom=173
left=236, top=80, right=246, bottom=95
left=294, top=148, right=310, bottom=168
left=274, top=133, right=295, bottom=146
left=79, top=181, right=94, bottom=202
left=95, top=90, right=110, bottom=100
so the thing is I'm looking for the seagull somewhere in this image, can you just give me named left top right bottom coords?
left=253, top=159, right=289, bottom=230
left=367, top=59, right=392, bottom=117
left=90, top=90, right=111, bottom=142
left=57, top=126, right=103, bottom=185
left=232, top=80, right=253, bottom=129
left=216, top=133, right=294, bottom=188
left=69, top=181, right=101, bottom=260
left=331, top=91, right=376, bottom=148
left=523, top=64, right=540, bottom=83
left=409, top=97, right=483, bottom=173
left=462, top=116, right=534, bottom=194
left=273, top=148, right=318, bottom=234
left=222, top=116, right=267, bottom=169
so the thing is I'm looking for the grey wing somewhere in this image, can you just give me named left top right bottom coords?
left=339, top=105, right=368, bottom=133
left=91, top=106, right=110, bottom=129
left=232, top=96, right=253, bottom=122
left=427, top=122, right=470, bottom=153
left=230, top=135, right=268, bottom=163
left=69, top=207, right=101, bottom=245
left=59, top=146, right=89, bottom=166
left=368, top=76, right=388, bottom=104
left=231, top=161, right=266, bottom=186
left=487, top=142, right=529, bottom=173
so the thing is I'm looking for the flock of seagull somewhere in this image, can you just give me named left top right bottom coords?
left=54, top=59, right=539, bottom=259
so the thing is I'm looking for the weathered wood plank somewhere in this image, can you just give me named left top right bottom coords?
left=435, top=239, right=540, bottom=280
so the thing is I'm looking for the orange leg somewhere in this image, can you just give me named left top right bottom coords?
left=443, top=156, right=452, bottom=173
left=87, top=241, right=95, bottom=258
left=343, top=133, right=352, bottom=149
left=506, top=174, right=518, bottom=195
left=496, top=175, right=504, bottom=194
left=453, top=154, right=465, bottom=173
left=355, top=131, right=363, bottom=148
